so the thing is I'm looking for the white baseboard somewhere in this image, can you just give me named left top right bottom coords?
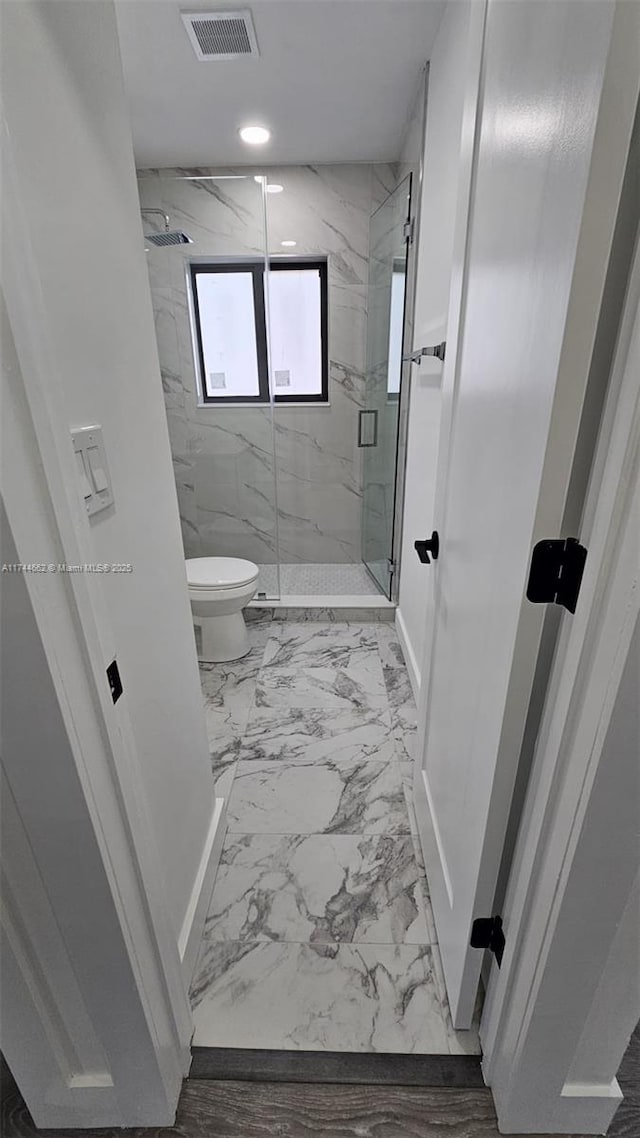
left=178, top=796, right=227, bottom=988
left=490, top=1075, right=622, bottom=1134
left=395, top=607, right=421, bottom=703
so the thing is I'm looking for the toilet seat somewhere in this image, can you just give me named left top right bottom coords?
left=186, top=557, right=259, bottom=591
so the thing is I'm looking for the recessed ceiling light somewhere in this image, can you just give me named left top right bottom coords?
left=281, top=240, right=297, bottom=247
left=239, top=125, right=270, bottom=145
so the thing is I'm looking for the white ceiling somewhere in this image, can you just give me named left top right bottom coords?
left=115, top=0, right=444, bottom=168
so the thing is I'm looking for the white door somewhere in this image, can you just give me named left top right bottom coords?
left=413, top=0, right=636, bottom=1029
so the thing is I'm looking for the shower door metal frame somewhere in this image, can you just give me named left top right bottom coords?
left=360, top=66, right=429, bottom=603
left=387, top=65, right=429, bottom=605
left=361, top=176, right=413, bottom=599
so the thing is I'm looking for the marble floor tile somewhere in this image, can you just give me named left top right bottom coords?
left=210, top=759, right=237, bottom=802
left=382, top=662, right=415, bottom=709
left=376, top=624, right=406, bottom=669
left=226, top=759, right=412, bottom=835
left=263, top=622, right=379, bottom=668
left=255, top=655, right=388, bottom=711
left=383, top=661, right=419, bottom=760
left=191, top=941, right=451, bottom=1053
left=200, top=653, right=261, bottom=710
left=203, top=833, right=431, bottom=945
left=240, top=705, right=399, bottom=764
left=193, top=615, right=466, bottom=1058
left=394, top=717, right=418, bottom=762
left=244, top=605, right=275, bottom=624
left=205, top=705, right=251, bottom=762
left=406, top=795, right=423, bottom=850
left=270, top=606, right=394, bottom=622
left=430, top=941, right=482, bottom=1056
left=246, top=620, right=275, bottom=650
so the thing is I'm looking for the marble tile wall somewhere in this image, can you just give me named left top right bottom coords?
left=138, top=164, right=397, bottom=570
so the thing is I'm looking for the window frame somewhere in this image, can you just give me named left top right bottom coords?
left=189, top=257, right=329, bottom=406
left=189, top=260, right=270, bottom=405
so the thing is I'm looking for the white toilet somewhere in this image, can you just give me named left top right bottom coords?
left=186, top=557, right=259, bottom=663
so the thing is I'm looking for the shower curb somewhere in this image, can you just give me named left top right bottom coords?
left=247, top=605, right=395, bottom=622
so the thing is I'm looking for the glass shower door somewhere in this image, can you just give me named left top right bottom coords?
left=361, top=175, right=412, bottom=598
left=139, top=170, right=281, bottom=600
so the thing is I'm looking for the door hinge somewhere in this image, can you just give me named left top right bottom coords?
left=471, top=915, right=505, bottom=967
left=403, top=218, right=415, bottom=244
left=526, top=537, right=587, bottom=614
left=387, top=558, right=396, bottom=575
left=106, top=659, right=123, bottom=704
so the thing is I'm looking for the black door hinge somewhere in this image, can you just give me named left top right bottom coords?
left=526, top=537, right=587, bottom=614
left=106, top=659, right=123, bottom=704
left=470, top=915, right=505, bottom=967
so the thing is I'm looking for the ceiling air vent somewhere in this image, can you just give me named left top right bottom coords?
left=181, top=10, right=259, bottom=60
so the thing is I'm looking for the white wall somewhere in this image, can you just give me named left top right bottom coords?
left=397, top=1, right=473, bottom=693
left=0, top=495, right=183, bottom=1127
left=1, top=0, right=215, bottom=944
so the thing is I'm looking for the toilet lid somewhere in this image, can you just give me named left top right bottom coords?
left=186, top=557, right=259, bottom=590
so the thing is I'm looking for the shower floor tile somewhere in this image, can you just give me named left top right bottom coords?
left=194, top=619, right=481, bottom=1055
left=257, top=562, right=380, bottom=597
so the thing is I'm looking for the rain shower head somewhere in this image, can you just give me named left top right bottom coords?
left=141, top=208, right=193, bottom=248
left=145, top=230, right=193, bottom=247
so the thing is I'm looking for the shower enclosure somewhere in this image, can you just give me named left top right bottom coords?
left=138, top=165, right=416, bottom=606
left=361, top=174, right=412, bottom=598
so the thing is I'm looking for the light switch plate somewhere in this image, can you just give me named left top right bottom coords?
left=71, top=425, right=114, bottom=517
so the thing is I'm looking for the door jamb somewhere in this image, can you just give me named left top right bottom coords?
left=1, top=117, right=192, bottom=1117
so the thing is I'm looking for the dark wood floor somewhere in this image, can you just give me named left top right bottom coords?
left=0, top=1072, right=555, bottom=1138
left=2, top=1029, right=638, bottom=1138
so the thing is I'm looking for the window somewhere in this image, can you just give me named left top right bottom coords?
left=387, top=261, right=407, bottom=398
left=189, top=259, right=328, bottom=404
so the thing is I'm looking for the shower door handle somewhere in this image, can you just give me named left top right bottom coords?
left=358, top=409, right=378, bottom=448
left=415, top=531, right=440, bottom=564
left=404, top=342, right=446, bottom=364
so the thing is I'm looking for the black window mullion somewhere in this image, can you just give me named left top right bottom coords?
left=252, top=264, right=271, bottom=402
left=190, top=263, right=210, bottom=402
